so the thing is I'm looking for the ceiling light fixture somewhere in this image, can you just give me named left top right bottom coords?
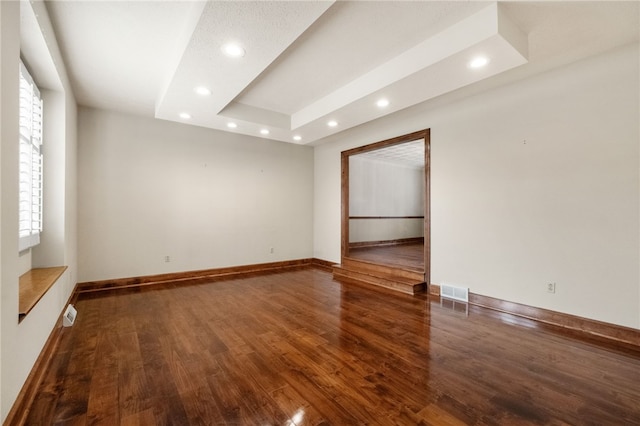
left=222, top=43, right=245, bottom=58
left=179, top=112, right=191, bottom=119
left=194, top=86, right=211, bottom=96
left=327, top=120, right=338, bottom=128
left=227, top=122, right=238, bottom=129
left=468, top=56, right=489, bottom=69
left=260, top=129, right=270, bottom=135
left=376, top=98, right=390, bottom=108
left=293, top=135, right=302, bottom=142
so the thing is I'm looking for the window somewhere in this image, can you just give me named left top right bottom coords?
left=18, top=61, right=43, bottom=251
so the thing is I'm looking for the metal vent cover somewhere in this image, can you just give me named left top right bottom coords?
left=441, top=284, right=469, bottom=302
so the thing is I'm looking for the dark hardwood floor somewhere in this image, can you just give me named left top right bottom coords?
left=348, top=242, right=424, bottom=271
left=25, top=268, right=640, bottom=425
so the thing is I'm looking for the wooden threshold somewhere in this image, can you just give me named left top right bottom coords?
left=430, top=283, right=640, bottom=348
left=19, top=266, right=68, bottom=319
left=349, top=237, right=424, bottom=249
left=333, top=258, right=425, bottom=295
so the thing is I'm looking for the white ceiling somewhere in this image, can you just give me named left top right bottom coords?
left=45, top=1, right=639, bottom=145
left=356, top=139, right=425, bottom=169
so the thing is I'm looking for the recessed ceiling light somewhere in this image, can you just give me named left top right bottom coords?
left=260, top=129, right=270, bottom=135
left=293, top=135, right=302, bottom=141
left=194, top=86, right=211, bottom=96
left=222, top=43, right=245, bottom=58
left=376, top=98, right=390, bottom=108
left=468, top=56, right=489, bottom=69
left=179, top=112, right=191, bottom=119
left=227, top=122, right=238, bottom=129
left=327, top=120, right=338, bottom=128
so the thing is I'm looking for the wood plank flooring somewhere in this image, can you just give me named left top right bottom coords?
left=24, top=268, right=640, bottom=425
left=348, top=243, right=424, bottom=271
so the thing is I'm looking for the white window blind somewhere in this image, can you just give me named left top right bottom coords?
left=18, top=62, right=43, bottom=252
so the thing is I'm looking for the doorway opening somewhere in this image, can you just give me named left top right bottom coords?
left=334, top=129, right=430, bottom=294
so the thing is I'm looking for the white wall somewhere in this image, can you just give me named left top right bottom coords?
left=0, top=1, right=19, bottom=416
left=349, top=156, right=424, bottom=216
left=314, top=43, right=639, bottom=329
left=349, top=156, right=424, bottom=242
left=77, top=108, right=314, bottom=283
left=349, top=218, right=423, bottom=243
left=0, top=0, right=78, bottom=421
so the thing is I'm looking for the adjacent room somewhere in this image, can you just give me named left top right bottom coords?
left=1, top=1, right=638, bottom=424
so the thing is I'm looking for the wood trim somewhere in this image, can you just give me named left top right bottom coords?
left=19, top=266, right=68, bottom=319
left=4, top=281, right=79, bottom=426
left=349, top=237, right=424, bottom=249
left=430, top=283, right=640, bottom=348
left=341, top=150, right=350, bottom=259
left=3, top=330, right=64, bottom=426
left=76, top=259, right=316, bottom=293
left=349, top=216, right=425, bottom=219
left=310, top=258, right=336, bottom=272
left=424, top=129, right=431, bottom=286
left=340, top=257, right=424, bottom=281
left=333, top=268, right=426, bottom=295
left=341, top=128, right=431, bottom=281
left=470, top=293, right=640, bottom=348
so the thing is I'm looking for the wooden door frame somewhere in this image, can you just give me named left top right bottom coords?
left=341, top=129, right=431, bottom=285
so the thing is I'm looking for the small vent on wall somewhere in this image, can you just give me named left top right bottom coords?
left=63, top=304, right=77, bottom=327
left=441, top=284, right=469, bottom=302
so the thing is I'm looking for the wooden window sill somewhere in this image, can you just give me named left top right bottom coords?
left=19, top=266, right=67, bottom=321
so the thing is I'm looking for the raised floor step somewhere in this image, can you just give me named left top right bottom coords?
left=341, top=257, right=424, bottom=282
left=332, top=261, right=425, bottom=295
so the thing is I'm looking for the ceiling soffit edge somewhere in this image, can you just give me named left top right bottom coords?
left=155, top=1, right=528, bottom=145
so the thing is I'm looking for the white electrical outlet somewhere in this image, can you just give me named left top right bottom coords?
left=547, top=282, right=556, bottom=293
left=164, top=255, right=171, bottom=263
left=269, top=247, right=274, bottom=254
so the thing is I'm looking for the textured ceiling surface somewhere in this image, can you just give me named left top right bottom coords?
left=356, top=140, right=425, bottom=169
left=234, top=1, right=491, bottom=115
left=43, top=1, right=639, bottom=145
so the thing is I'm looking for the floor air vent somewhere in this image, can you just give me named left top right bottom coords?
left=63, top=304, right=77, bottom=327
left=440, top=284, right=469, bottom=302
